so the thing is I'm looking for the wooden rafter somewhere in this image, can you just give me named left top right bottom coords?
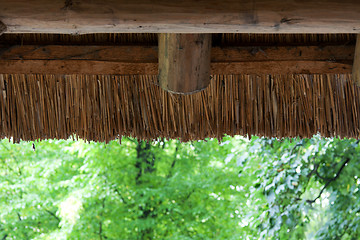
left=0, top=44, right=354, bottom=75
left=1, top=0, right=360, bottom=34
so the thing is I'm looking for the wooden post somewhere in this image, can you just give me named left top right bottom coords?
left=0, top=21, right=6, bottom=36
left=158, top=34, right=211, bottom=94
left=353, top=34, right=360, bottom=86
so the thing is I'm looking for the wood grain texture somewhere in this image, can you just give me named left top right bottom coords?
left=0, top=44, right=354, bottom=75
left=0, top=45, right=158, bottom=62
left=0, top=21, right=6, bottom=36
left=353, top=34, right=360, bottom=86
left=1, top=0, right=360, bottom=34
left=158, top=34, right=212, bottom=94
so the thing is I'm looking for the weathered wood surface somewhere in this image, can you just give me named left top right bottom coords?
left=353, top=35, right=360, bottom=86
left=0, top=22, right=6, bottom=36
left=0, top=44, right=354, bottom=75
left=1, top=0, right=360, bottom=34
left=158, top=34, right=212, bottom=94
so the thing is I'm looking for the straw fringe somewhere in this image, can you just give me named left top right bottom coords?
left=216, top=33, right=355, bottom=46
left=0, top=74, right=359, bottom=142
left=1, top=33, right=355, bottom=46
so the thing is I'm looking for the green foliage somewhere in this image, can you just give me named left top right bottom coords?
left=0, top=137, right=245, bottom=240
left=0, top=136, right=359, bottom=239
left=237, top=136, right=360, bottom=240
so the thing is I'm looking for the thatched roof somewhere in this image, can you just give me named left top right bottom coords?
left=0, top=33, right=359, bottom=141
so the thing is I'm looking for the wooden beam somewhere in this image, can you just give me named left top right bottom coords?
left=353, top=34, right=360, bottom=86
left=0, top=45, right=158, bottom=62
left=0, top=21, right=6, bottom=36
left=1, top=0, right=360, bottom=34
left=158, top=34, right=211, bottom=94
left=0, top=44, right=354, bottom=75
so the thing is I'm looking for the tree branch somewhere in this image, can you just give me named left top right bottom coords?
left=308, top=162, right=332, bottom=181
left=306, top=157, right=351, bottom=204
left=184, top=189, right=195, bottom=201
left=307, top=163, right=319, bottom=178
left=44, top=209, right=60, bottom=223
left=167, top=143, right=179, bottom=178
left=315, top=170, right=333, bottom=181
left=291, top=141, right=304, bottom=155
left=17, top=213, right=22, bottom=221
left=114, top=188, right=127, bottom=204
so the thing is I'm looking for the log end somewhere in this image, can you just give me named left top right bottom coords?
left=158, top=33, right=211, bottom=94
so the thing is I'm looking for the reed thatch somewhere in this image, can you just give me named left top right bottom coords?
left=0, top=33, right=355, bottom=46
left=0, top=33, right=359, bottom=142
left=0, top=73, right=359, bottom=142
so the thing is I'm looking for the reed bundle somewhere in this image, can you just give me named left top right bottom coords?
left=0, top=74, right=358, bottom=142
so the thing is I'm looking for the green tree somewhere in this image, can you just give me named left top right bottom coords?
left=0, top=137, right=248, bottom=239
left=0, top=136, right=360, bottom=240
left=235, top=136, right=360, bottom=240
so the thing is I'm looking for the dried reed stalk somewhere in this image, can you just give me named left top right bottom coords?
left=0, top=74, right=359, bottom=142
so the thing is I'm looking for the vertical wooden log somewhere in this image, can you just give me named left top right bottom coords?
left=353, top=34, right=360, bottom=86
left=0, top=21, right=6, bottom=36
left=158, top=33, right=211, bottom=94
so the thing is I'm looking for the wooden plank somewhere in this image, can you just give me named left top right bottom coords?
left=1, top=0, right=360, bottom=34
left=0, top=60, right=158, bottom=75
left=158, top=34, right=212, bottom=94
left=353, top=34, right=360, bottom=86
left=0, top=44, right=353, bottom=63
left=0, top=60, right=351, bottom=75
left=0, top=44, right=354, bottom=75
left=211, top=61, right=352, bottom=75
left=0, top=45, right=158, bottom=62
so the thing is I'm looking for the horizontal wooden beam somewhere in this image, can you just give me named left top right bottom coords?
left=1, top=0, right=360, bottom=34
left=0, top=44, right=354, bottom=75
